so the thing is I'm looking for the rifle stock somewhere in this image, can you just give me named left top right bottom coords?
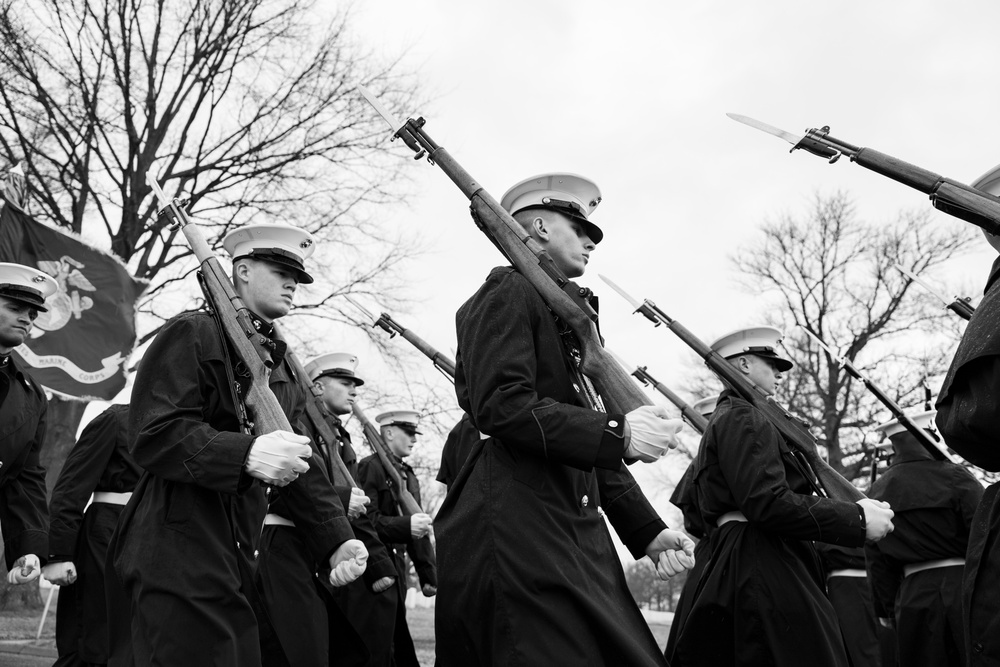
left=351, top=404, right=424, bottom=516
left=359, top=101, right=653, bottom=416
left=147, top=176, right=291, bottom=436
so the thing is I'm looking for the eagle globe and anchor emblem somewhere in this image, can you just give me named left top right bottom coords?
left=31, top=255, right=96, bottom=337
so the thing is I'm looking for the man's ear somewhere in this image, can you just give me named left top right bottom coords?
left=736, top=355, right=751, bottom=375
left=532, top=216, right=549, bottom=240
left=233, top=260, right=251, bottom=285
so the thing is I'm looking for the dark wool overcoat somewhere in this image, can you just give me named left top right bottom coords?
left=435, top=267, right=669, bottom=667
left=674, top=389, right=866, bottom=667
left=936, top=254, right=1000, bottom=667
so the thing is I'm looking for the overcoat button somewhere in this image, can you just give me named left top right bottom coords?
left=608, top=420, right=618, bottom=428
left=581, top=495, right=589, bottom=507
left=973, top=642, right=984, bottom=654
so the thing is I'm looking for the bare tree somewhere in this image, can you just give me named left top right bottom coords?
left=0, top=0, right=428, bottom=604
left=733, top=191, right=978, bottom=482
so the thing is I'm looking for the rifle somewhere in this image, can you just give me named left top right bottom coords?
left=728, top=114, right=1000, bottom=237
left=599, top=274, right=865, bottom=502
left=608, top=350, right=709, bottom=434
left=351, top=403, right=425, bottom=517
left=356, top=86, right=652, bottom=416
left=345, top=296, right=456, bottom=381
left=275, top=328, right=358, bottom=487
left=894, top=264, right=976, bottom=321
left=798, top=327, right=957, bottom=464
left=146, top=175, right=295, bottom=437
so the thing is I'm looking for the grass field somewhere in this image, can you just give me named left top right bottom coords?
left=2, top=591, right=671, bottom=665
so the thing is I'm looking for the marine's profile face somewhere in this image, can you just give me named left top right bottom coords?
left=238, top=259, right=299, bottom=321
left=0, top=295, right=38, bottom=352
left=538, top=211, right=596, bottom=279
left=385, top=425, right=417, bottom=458
left=744, top=354, right=784, bottom=396
left=316, top=376, right=358, bottom=416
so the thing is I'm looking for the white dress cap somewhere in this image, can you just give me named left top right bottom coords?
left=376, top=409, right=422, bottom=434
left=500, top=173, right=604, bottom=243
left=693, top=395, right=719, bottom=418
left=304, top=352, right=364, bottom=386
left=872, top=409, right=938, bottom=447
left=221, top=223, right=317, bottom=284
left=710, top=325, right=793, bottom=372
left=0, top=262, right=59, bottom=312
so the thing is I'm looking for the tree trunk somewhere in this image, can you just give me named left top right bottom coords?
left=0, top=394, right=88, bottom=610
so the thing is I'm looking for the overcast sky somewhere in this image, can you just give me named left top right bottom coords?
left=79, top=1, right=1000, bottom=534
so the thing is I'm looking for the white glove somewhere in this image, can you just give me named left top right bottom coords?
left=858, top=498, right=895, bottom=542
left=328, top=539, right=368, bottom=587
left=42, top=561, right=77, bottom=586
left=348, top=487, right=370, bottom=520
left=245, top=430, right=311, bottom=486
left=410, top=513, right=433, bottom=538
left=371, top=576, right=396, bottom=593
left=6, top=554, right=40, bottom=585
left=624, top=406, right=684, bottom=462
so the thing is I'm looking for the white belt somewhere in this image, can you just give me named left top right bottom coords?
left=92, top=491, right=132, bottom=505
left=827, top=568, right=867, bottom=579
left=264, top=514, right=296, bottom=528
left=903, top=557, right=965, bottom=578
left=716, top=511, right=748, bottom=527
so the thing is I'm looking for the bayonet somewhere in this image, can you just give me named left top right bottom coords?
left=728, top=113, right=1000, bottom=236
left=357, top=84, right=405, bottom=135
left=597, top=274, right=663, bottom=327
left=727, top=113, right=843, bottom=163
left=894, top=264, right=975, bottom=321
left=357, top=84, right=428, bottom=160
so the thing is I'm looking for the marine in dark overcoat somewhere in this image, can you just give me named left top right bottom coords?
left=434, top=267, right=672, bottom=667
left=674, top=389, right=867, bottom=667
left=0, top=354, right=48, bottom=574
left=936, top=254, right=1000, bottom=667
left=306, top=411, right=399, bottom=667
left=357, top=450, right=437, bottom=667
left=865, top=443, right=983, bottom=667
left=255, top=400, right=362, bottom=667
left=109, top=311, right=317, bottom=666
left=47, top=404, right=141, bottom=666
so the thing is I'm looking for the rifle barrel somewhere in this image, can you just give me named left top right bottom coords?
left=631, top=367, right=709, bottom=435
